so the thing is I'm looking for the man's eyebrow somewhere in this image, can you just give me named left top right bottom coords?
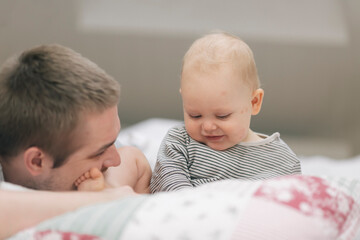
left=89, top=140, right=116, bottom=158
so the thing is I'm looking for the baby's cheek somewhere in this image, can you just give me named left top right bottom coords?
left=185, top=124, right=199, bottom=137
left=188, top=130, right=202, bottom=142
left=240, top=107, right=250, bottom=114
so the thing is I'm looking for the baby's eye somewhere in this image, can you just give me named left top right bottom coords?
left=189, top=114, right=201, bottom=119
left=216, top=114, right=231, bottom=119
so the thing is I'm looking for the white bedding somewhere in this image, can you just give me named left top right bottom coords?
left=9, top=175, right=360, bottom=240
left=116, top=118, right=360, bottom=179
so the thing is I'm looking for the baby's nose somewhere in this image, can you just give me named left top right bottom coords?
left=202, top=120, right=217, bottom=131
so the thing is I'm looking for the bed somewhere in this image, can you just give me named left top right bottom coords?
left=6, top=118, right=360, bottom=240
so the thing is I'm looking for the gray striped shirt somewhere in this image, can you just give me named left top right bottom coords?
left=150, top=124, right=301, bottom=193
left=0, top=163, right=3, bottom=182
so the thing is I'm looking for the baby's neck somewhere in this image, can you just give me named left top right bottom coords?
left=242, top=129, right=263, bottom=143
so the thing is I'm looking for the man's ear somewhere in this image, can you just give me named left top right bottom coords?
left=23, top=147, right=52, bottom=176
left=251, top=88, right=264, bottom=115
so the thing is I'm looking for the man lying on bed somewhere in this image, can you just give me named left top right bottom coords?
left=0, top=44, right=151, bottom=193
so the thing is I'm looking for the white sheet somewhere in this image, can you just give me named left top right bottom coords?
left=117, top=118, right=360, bottom=179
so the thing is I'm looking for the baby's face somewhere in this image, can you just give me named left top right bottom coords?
left=181, top=65, right=255, bottom=150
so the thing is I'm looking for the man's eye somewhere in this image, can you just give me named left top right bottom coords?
left=217, top=114, right=231, bottom=119
left=94, top=150, right=106, bottom=157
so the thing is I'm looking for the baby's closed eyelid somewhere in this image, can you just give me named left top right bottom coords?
left=216, top=113, right=232, bottom=119
left=187, top=113, right=201, bottom=118
left=187, top=112, right=201, bottom=118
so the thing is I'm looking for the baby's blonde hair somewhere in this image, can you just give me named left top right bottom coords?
left=182, top=32, right=260, bottom=90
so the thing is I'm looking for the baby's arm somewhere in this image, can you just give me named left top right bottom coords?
left=105, top=146, right=151, bottom=194
left=120, top=146, right=151, bottom=193
left=150, top=129, right=193, bottom=193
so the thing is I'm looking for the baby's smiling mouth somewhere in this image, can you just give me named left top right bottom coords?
left=204, top=135, right=224, bottom=141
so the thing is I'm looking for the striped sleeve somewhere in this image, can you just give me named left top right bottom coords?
left=0, top=164, right=3, bottom=182
left=150, top=126, right=193, bottom=193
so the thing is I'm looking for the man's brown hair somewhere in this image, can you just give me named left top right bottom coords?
left=0, top=44, right=120, bottom=167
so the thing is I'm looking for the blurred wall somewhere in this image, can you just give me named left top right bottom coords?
left=0, top=0, right=359, bottom=157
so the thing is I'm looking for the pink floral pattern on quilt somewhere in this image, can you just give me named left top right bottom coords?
left=232, top=175, right=360, bottom=240
left=34, top=230, right=102, bottom=240
left=254, top=175, right=355, bottom=233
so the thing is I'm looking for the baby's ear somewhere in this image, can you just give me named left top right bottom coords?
left=251, top=88, right=264, bottom=115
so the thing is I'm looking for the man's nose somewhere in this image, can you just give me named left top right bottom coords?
left=102, top=145, right=121, bottom=168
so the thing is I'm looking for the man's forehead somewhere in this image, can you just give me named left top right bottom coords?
left=70, top=107, right=119, bottom=153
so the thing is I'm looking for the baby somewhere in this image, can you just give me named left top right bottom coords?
left=151, top=32, right=301, bottom=193
left=75, top=146, right=151, bottom=193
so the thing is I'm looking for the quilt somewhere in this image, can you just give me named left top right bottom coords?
left=8, top=175, right=360, bottom=240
